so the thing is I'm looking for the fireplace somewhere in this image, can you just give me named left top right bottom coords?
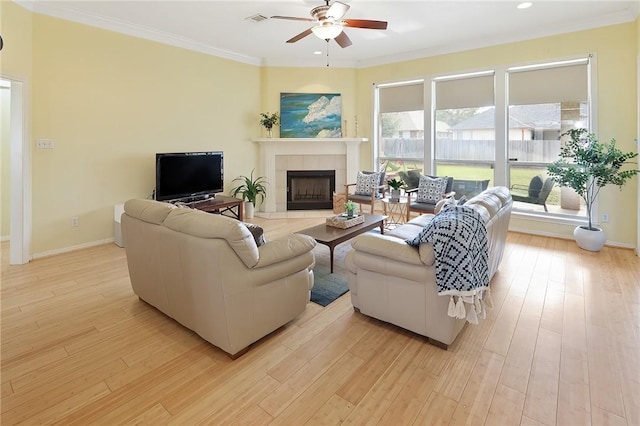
left=287, top=170, right=335, bottom=210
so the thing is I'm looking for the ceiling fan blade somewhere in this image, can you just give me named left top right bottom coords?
left=286, top=28, right=313, bottom=43
left=326, top=1, right=350, bottom=20
left=343, top=19, right=388, bottom=30
left=334, top=31, right=352, bottom=48
left=271, top=15, right=314, bottom=22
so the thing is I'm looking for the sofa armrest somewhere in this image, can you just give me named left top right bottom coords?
left=351, top=234, right=425, bottom=265
left=254, top=234, right=316, bottom=268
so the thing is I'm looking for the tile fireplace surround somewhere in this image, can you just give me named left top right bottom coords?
left=254, top=138, right=368, bottom=212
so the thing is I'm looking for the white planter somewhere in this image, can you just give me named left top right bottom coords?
left=573, top=225, right=606, bottom=251
left=244, top=202, right=255, bottom=219
left=390, top=189, right=401, bottom=202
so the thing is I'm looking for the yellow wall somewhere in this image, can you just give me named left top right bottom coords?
left=355, top=22, right=639, bottom=246
left=260, top=66, right=358, bottom=138
left=27, top=13, right=260, bottom=254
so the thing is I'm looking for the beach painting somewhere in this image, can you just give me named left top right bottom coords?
left=280, top=93, right=342, bottom=138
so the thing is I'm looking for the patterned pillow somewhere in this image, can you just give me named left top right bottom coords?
left=416, top=175, right=449, bottom=203
left=355, top=171, right=383, bottom=196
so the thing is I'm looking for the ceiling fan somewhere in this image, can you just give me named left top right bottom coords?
left=271, top=0, right=388, bottom=48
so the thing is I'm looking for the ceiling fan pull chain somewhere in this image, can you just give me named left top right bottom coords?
left=326, top=40, right=330, bottom=67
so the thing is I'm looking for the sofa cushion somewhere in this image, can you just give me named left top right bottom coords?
left=124, top=198, right=175, bottom=225
left=416, top=175, right=448, bottom=203
left=163, top=208, right=259, bottom=268
left=244, top=223, right=266, bottom=247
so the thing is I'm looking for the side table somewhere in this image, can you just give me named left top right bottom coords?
left=382, top=196, right=407, bottom=230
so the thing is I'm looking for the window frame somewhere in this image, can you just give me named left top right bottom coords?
left=372, top=54, right=597, bottom=226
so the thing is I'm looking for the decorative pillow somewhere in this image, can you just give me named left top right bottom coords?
left=416, top=175, right=448, bottom=203
left=243, top=223, right=266, bottom=247
left=434, top=196, right=455, bottom=214
left=355, top=171, right=383, bottom=196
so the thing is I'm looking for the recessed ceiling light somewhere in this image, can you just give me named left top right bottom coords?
left=517, top=2, right=533, bottom=9
left=313, top=51, right=322, bottom=55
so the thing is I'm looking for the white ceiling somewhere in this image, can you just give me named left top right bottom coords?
left=19, top=0, right=639, bottom=68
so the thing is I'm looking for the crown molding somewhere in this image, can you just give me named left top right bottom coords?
left=15, top=0, right=262, bottom=66
left=355, top=7, right=638, bottom=69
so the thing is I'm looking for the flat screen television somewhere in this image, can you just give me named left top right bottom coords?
left=155, top=151, right=224, bottom=202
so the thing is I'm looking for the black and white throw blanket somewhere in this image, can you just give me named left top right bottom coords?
left=406, top=204, right=493, bottom=324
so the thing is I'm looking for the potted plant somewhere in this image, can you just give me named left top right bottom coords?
left=387, top=177, right=405, bottom=201
left=230, top=169, right=267, bottom=219
left=259, top=112, right=279, bottom=138
left=344, top=200, right=357, bottom=218
left=547, top=128, right=638, bottom=251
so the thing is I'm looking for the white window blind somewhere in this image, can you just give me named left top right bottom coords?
left=379, top=83, right=424, bottom=113
left=435, top=74, right=495, bottom=109
left=509, top=62, right=588, bottom=105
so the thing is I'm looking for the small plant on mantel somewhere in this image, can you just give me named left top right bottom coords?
left=259, top=112, right=279, bottom=137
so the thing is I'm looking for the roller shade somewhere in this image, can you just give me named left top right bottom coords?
left=509, top=63, right=588, bottom=105
left=435, top=74, right=494, bottom=110
left=379, top=83, right=423, bottom=113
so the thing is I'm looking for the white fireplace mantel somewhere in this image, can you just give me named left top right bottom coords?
left=254, top=138, right=369, bottom=212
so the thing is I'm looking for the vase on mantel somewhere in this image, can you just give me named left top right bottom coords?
left=266, top=127, right=273, bottom=138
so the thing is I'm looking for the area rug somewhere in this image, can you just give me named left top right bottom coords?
left=310, top=242, right=352, bottom=307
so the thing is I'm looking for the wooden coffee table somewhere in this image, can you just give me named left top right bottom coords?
left=297, top=213, right=386, bottom=273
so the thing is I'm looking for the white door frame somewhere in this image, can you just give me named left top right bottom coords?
left=4, top=75, right=31, bottom=264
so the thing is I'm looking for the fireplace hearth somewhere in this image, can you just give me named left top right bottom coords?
left=287, top=170, right=336, bottom=210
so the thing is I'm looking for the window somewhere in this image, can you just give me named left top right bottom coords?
left=434, top=72, right=495, bottom=199
left=373, top=56, right=592, bottom=221
left=377, top=81, right=424, bottom=181
left=507, top=59, right=590, bottom=215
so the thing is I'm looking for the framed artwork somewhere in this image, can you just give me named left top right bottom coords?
left=280, top=93, right=342, bottom=138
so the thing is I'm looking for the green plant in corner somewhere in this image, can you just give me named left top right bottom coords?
left=547, top=128, right=638, bottom=231
left=230, top=169, right=267, bottom=207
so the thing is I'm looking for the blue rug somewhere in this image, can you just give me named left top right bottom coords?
left=310, top=243, right=350, bottom=307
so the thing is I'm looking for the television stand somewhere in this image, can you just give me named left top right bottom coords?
left=180, top=195, right=243, bottom=221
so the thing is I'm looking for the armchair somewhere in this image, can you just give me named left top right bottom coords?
left=510, top=175, right=554, bottom=212
left=344, top=170, right=387, bottom=214
left=406, top=175, right=454, bottom=221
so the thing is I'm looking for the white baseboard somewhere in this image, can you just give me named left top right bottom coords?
left=508, top=226, right=636, bottom=250
left=0, top=235, right=9, bottom=242
left=32, top=237, right=117, bottom=260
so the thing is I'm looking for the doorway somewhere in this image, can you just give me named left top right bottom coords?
left=1, top=76, right=31, bottom=264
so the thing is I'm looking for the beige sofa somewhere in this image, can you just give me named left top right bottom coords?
left=121, top=199, right=317, bottom=357
left=344, top=186, right=512, bottom=348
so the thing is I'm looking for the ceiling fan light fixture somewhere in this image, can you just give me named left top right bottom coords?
left=311, top=23, right=343, bottom=40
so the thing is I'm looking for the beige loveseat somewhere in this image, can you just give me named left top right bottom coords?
left=121, top=199, right=316, bottom=357
left=344, top=186, right=512, bottom=348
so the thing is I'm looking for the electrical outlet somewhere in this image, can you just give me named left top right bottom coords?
left=36, top=139, right=54, bottom=149
left=71, top=216, right=79, bottom=227
left=601, top=213, right=609, bottom=223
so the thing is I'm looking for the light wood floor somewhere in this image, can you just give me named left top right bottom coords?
left=1, top=218, right=639, bottom=425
